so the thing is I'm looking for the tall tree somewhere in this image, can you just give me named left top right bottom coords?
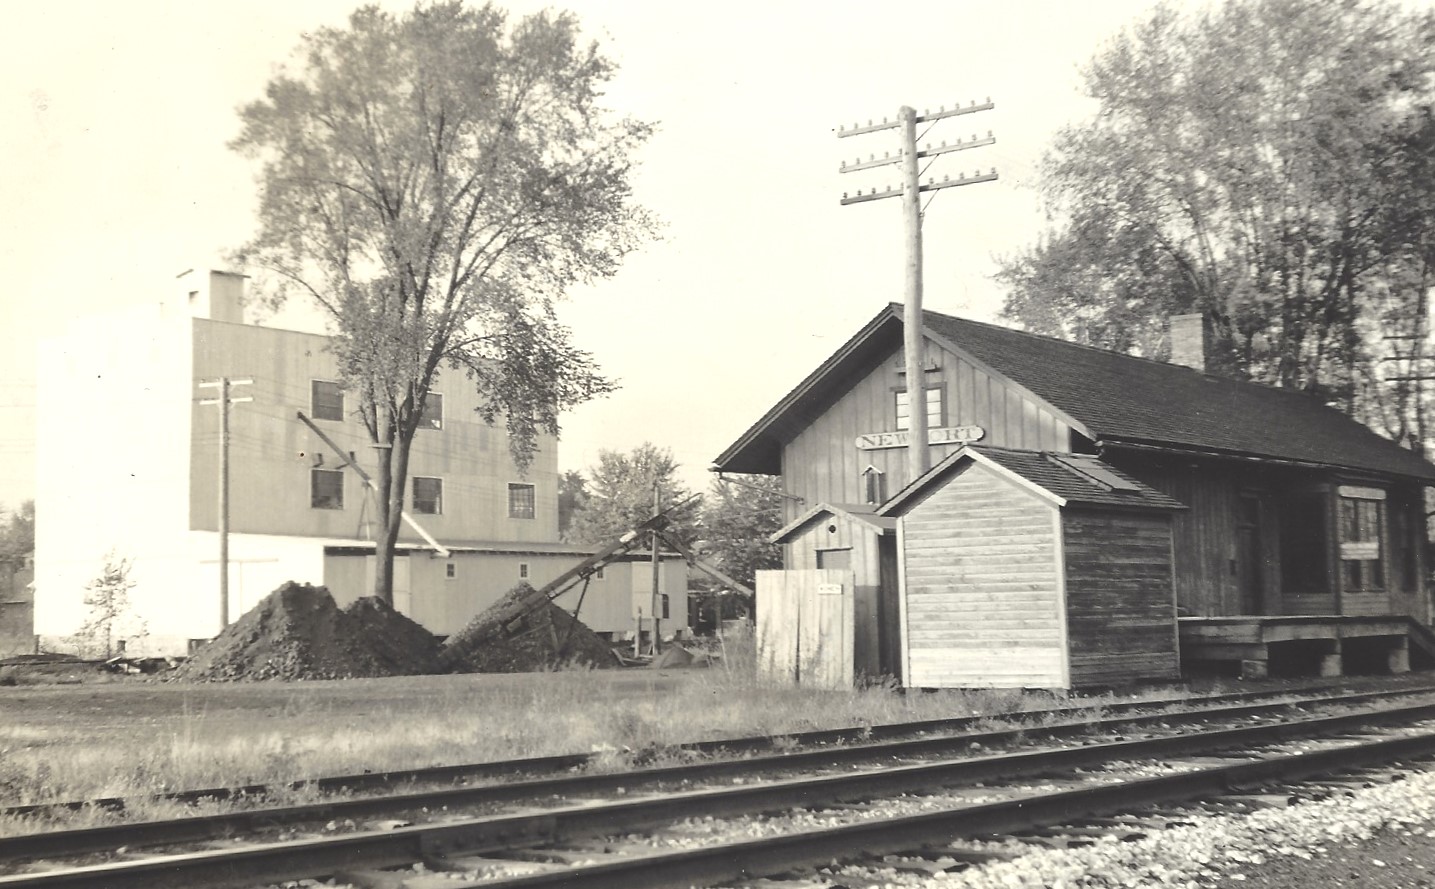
left=232, top=3, right=654, bottom=602
left=697, top=475, right=783, bottom=592
left=0, top=500, right=34, bottom=562
left=998, top=0, right=1435, bottom=411
left=563, top=443, right=699, bottom=546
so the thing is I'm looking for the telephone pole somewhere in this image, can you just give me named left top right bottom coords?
left=838, top=100, right=997, bottom=482
left=199, top=377, right=252, bottom=630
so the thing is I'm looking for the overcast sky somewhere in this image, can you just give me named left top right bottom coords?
left=0, top=0, right=1177, bottom=507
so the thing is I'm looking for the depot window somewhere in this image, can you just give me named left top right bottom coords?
left=895, top=387, right=943, bottom=431
left=1338, top=486, right=1385, bottom=592
left=418, top=392, right=443, bottom=430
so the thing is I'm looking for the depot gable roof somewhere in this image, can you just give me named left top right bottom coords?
left=713, top=304, right=1435, bottom=484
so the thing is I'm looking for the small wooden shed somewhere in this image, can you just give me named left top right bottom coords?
left=768, top=504, right=899, bottom=678
left=878, top=446, right=1187, bottom=689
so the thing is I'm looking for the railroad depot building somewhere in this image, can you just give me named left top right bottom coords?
left=35, top=270, right=688, bottom=655
left=715, top=304, right=1435, bottom=688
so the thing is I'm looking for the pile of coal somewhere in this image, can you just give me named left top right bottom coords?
left=173, top=582, right=439, bottom=681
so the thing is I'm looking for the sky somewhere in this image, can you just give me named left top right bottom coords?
left=0, top=0, right=1173, bottom=507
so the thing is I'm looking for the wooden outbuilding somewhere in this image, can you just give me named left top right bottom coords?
left=877, top=447, right=1184, bottom=688
left=717, top=304, right=1435, bottom=686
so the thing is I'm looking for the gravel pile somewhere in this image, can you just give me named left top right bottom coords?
left=439, top=582, right=618, bottom=673
left=173, top=582, right=439, bottom=681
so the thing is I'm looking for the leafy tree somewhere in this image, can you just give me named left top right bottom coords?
left=998, top=0, right=1435, bottom=413
left=75, top=551, right=145, bottom=659
left=697, top=475, right=783, bottom=591
left=0, top=501, right=34, bottom=562
left=689, top=474, right=783, bottom=631
left=564, top=443, right=699, bottom=546
left=557, top=469, right=588, bottom=539
left=232, top=2, right=655, bottom=602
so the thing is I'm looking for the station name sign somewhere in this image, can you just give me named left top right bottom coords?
left=855, top=425, right=986, bottom=451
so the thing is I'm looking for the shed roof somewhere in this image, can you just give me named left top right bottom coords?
left=713, top=304, right=1435, bottom=483
left=770, top=502, right=895, bottom=544
left=878, top=446, right=1188, bottom=517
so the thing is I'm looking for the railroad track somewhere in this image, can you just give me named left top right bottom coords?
left=5, top=682, right=1435, bottom=888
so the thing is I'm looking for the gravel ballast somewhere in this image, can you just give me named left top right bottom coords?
left=875, top=766, right=1435, bottom=888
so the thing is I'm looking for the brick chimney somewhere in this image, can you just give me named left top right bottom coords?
left=1168, top=313, right=1207, bottom=372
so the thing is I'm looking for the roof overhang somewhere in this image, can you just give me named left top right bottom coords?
left=1098, top=437, right=1435, bottom=485
left=712, top=306, right=905, bottom=475
left=877, top=446, right=1066, bottom=517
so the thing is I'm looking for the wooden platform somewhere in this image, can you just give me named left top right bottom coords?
left=1178, top=615, right=1433, bottom=679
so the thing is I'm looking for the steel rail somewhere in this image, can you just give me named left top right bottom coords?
left=2, top=678, right=1403, bottom=820
left=462, top=727, right=1435, bottom=889
left=3, top=685, right=1428, bottom=861
left=4, top=698, right=1435, bottom=888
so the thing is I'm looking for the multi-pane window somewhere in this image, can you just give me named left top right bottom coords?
left=894, top=387, right=942, bottom=431
left=312, top=380, right=344, bottom=421
left=1339, top=489, right=1385, bottom=591
left=412, top=477, right=442, bottom=515
left=418, top=392, right=443, bottom=430
left=445, top=562, right=456, bottom=580
left=508, top=483, right=536, bottom=519
left=519, top=562, right=530, bottom=579
left=862, top=467, right=886, bottom=505
left=311, top=468, right=344, bottom=509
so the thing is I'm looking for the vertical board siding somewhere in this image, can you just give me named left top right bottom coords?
left=1062, top=509, right=1181, bottom=685
left=901, top=464, right=1065, bottom=688
left=756, top=568, right=854, bottom=688
left=781, top=340, right=1074, bottom=514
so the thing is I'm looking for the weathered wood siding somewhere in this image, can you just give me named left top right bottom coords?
left=781, top=339, right=1074, bottom=525
left=1061, top=509, right=1180, bottom=685
left=900, top=463, right=1066, bottom=687
left=784, top=515, right=883, bottom=677
left=756, top=569, right=854, bottom=688
left=1108, top=456, right=1282, bottom=617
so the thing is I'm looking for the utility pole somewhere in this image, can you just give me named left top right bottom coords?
left=199, top=377, right=252, bottom=630
left=649, top=480, right=662, bottom=657
left=839, top=99, right=996, bottom=482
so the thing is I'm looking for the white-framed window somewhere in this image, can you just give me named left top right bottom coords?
left=894, top=387, right=943, bottom=431
left=418, top=392, right=443, bottom=430
left=445, top=562, right=456, bottom=580
left=508, top=483, right=536, bottom=519
left=311, top=380, right=344, bottom=421
left=412, top=476, right=442, bottom=515
left=311, top=468, right=344, bottom=509
left=862, top=466, right=886, bottom=505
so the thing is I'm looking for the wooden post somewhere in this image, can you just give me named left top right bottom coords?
left=218, top=377, right=230, bottom=629
left=900, top=105, right=928, bottom=485
left=199, top=378, right=251, bottom=630
left=650, top=481, right=662, bottom=656
left=634, top=608, right=643, bottom=659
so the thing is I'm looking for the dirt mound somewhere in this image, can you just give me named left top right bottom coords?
left=439, top=582, right=618, bottom=673
left=173, top=582, right=438, bottom=681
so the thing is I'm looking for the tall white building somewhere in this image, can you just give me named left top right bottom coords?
left=35, top=271, right=687, bottom=654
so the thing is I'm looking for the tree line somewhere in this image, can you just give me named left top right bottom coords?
left=997, top=0, right=1435, bottom=454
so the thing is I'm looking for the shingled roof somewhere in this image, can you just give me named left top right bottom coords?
left=919, top=307, right=1435, bottom=483
left=880, top=446, right=1187, bottom=517
left=712, top=304, right=1435, bottom=483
